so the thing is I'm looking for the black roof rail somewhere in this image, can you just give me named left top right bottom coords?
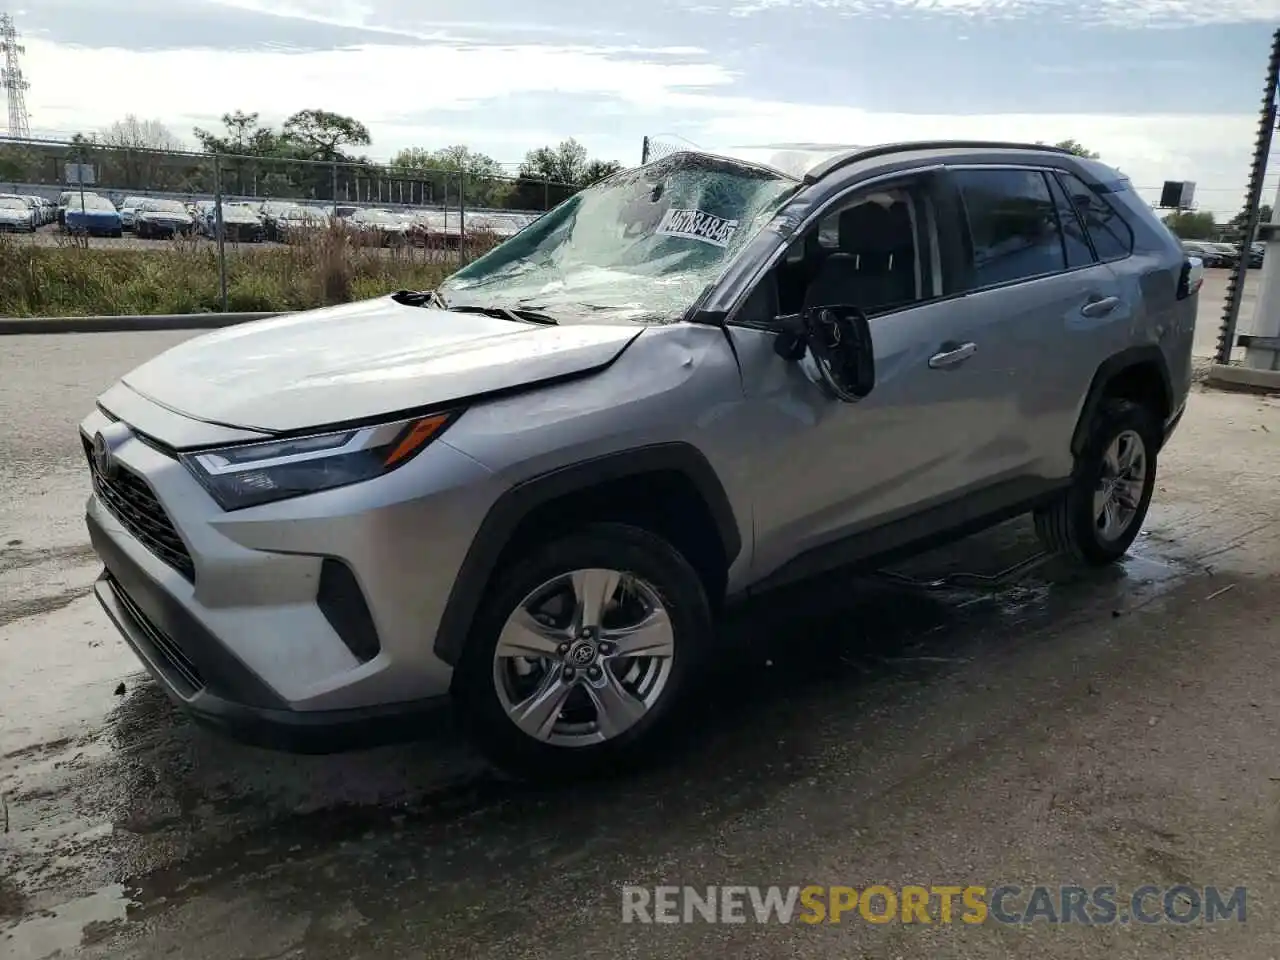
left=804, top=140, right=1076, bottom=183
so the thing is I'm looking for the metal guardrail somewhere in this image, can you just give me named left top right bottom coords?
left=0, top=311, right=284, bottom=335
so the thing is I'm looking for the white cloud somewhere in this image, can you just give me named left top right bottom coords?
left=19, top=35, right=1272, bottom=213
left=712, top=0, right=1280, bottom=27
left=22, top=37, right=733, bottom=131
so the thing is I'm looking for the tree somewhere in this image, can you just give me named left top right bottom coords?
left=97, top=115, right=186, bottom=190
left=509, top=138, right=622, bottom=210
left=1038, top=139, right=1100, bottom=159
left=1226, top=203, right=1273, bottom=240
left=192, top=111, right=278, bottom=156
left=282, top=109, right=371, bottom=160
left=101, top=115, right=184, bottom=152
left=1163, top=210, right=1217, bottom=240
left=390, top=144, right=510, bottom=206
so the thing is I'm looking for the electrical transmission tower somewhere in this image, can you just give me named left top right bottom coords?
left=1, top=12, right=31, bottom=138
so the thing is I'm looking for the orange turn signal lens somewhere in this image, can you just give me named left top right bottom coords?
left=382, top=414, right=453, bottom=467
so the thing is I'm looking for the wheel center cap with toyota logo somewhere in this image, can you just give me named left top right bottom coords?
left=566, top=639, right=598, bottom=667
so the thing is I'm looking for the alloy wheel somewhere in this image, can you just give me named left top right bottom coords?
left=1094, top=429, right=1147, bottom=542
left=492, top=568, right=675, bottom=748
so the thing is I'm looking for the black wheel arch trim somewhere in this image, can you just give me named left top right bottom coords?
left=1070, top=345, right=1174, bottom=458
left=432, top=442, right=742, bottom=667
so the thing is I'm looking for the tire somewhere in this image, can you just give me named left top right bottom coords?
left=453, top=522, right=713, bottom=781
left=1034, top=398, right=1160, bottom=566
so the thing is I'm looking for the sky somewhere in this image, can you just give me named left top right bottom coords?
left=7, top=0, right=1280, bottom=215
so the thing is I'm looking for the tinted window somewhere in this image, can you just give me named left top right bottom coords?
left=1055, top=171, right=1133, bottom=261
left=956, top=169, right=1066, bottom=287
left=1045, top=173, right=1095, bottom=269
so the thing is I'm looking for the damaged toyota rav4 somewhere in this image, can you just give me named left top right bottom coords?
left=81, top=142, right=1200, bottom=778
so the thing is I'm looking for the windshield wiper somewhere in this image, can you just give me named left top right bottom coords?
left=445, top=305, right=558, bottom=326
left=390, top=289, right=557, bottom=325
left=391, top=288, right=449, bottom=309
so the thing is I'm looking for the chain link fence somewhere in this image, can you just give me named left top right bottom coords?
left=0, top=136, right=585, bottom=310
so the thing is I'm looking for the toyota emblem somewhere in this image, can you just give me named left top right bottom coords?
left=91, top=431, right=117, bottom=480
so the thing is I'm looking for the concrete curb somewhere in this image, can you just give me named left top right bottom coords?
left=1206, top=363, right=1280, bottom=394
left=0, top=312, right=285, bottom=335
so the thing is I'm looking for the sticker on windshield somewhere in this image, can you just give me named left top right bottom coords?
left=655, top=208, right=740, bottom=248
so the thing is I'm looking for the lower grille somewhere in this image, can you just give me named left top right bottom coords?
left=110, top=575, right=205, bottom=694
left=84, top=435, right=195, bottom=581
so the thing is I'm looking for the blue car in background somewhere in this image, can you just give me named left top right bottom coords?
left=64, top=193, right=123, bottom=237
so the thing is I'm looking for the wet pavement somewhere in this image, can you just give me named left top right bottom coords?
left=2, top=320, right=1279, bottom=959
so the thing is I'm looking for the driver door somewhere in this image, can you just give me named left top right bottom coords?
left=730, top=172, right=1020, bottom=580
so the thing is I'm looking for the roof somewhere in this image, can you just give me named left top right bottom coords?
left=704, top=140, right=1075, bottom=183
left=801, top=140, right=1076, bottom=183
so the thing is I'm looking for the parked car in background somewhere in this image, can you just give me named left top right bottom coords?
left=0, top=196, right=36, bottom=232
left=1246, top=242, right=1264, bottom=268
left=347, top=207, right=412, bottom=246
left=57, top=190, right=103, bottom=227
left=134, top=199, right=196, bottom=239
left=119, top=196, right=151, bottom=232
left=78, top=142, right=1198, bottom=778
left=64, top=194, right=123, bottom=237
left=1205, top=242, right=1241, bottom=267
left=273, top=204, right=329, bottom=242
left=1181, top=241, right=1231, bottom=268
left=208, top=202, right=267, bottom=243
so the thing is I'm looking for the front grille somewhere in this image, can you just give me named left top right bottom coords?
left=84, top=435, right=195, bottom=581
left=109, top=575, right=204, bottom=694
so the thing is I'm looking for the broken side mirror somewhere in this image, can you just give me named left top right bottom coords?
left=773, top=304, right=876, bottom=402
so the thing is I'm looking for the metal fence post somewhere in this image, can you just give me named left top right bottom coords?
left=458, top=168, right=467, bottom=264
left=331, top=160, right=339, bottom=216
left=543, top=178, right=549, bottom=211
left=212, top=153, right=228, bottom=313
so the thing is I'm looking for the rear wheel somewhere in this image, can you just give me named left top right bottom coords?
left=1034, top=398, right=1160, bottom=565
left=453, top=523, right=712, bottom=781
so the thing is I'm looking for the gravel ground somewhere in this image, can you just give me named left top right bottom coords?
left=0, top=286, right=1277, bottom=960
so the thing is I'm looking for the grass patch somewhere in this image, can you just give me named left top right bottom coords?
left=0, top=223, right=498, bottom=317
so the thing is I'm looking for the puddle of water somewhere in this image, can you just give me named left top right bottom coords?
left=0, top=884, right=134, bottom=960
left=0, top=594, right=140, bottom=757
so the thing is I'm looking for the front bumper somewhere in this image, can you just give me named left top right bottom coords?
left=80, top=402, right=499, bottom=752
left=91, top=543, right=448, bottom=754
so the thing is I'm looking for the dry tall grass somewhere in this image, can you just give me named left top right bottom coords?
left=0, top=222, right=502, bottom=317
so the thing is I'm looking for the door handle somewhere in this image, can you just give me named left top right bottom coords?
left=1081, top=295, right=1122, bottom=318
left=928, top=341, right=977, bottom=369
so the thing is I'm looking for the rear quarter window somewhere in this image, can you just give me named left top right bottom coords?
left=1055, top=171, right=1135, bottom=261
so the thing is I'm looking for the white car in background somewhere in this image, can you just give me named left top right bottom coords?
left=0, top=195, right=36, bottom=232
left=118, top=196, right=153, bottom=231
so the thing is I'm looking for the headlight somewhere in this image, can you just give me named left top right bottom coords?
left=181, top=412, right=458, bottom=511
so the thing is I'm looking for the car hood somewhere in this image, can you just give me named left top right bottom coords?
left=139, top=211, right=190, bottom=222
left=0, top=209, right=28, bottom=220
left=119, top=295, right=645, bottom=433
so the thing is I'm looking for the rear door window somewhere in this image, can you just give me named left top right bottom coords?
left=955, top=169, right=1067, bottom=288
left=1054, top=171, right=1134, bottom=262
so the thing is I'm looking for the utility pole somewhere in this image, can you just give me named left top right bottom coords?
left=0, top=13, right=31, bottom=138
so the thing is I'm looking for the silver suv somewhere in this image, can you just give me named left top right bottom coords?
left=80, top=142, right=1200, bottom=778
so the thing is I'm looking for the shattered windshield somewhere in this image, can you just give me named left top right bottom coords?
left=437, top=152, right=799, bottom=323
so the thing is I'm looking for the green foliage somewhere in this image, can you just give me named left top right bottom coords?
left=509, top=138, right=622, bottom=210
left=1035, top=139, right=1101, bottom=159
left=6, top=110, right=623, bottom=213
left=1162, top=210, right=1217, bottom=240
left=0, top=228, right=457, bottom=317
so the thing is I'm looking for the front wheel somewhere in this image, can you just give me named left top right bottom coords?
left=453, top=523, right=712, bottom=781
left=1034, top=398, right=1160, bottom=565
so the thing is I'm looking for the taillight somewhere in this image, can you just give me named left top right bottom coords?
left=1177, top=257, right=1204, bottom=300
